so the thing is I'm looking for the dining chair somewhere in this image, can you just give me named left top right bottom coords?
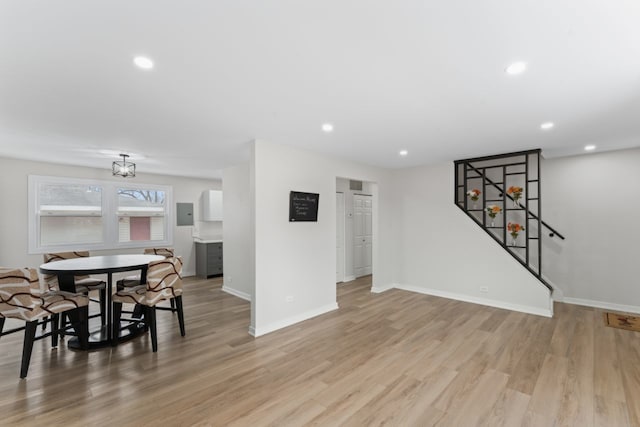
left=43, top=251, right=107, bottom=327
left=117, top=248, right=175, bottom=288
left=112, top=257, right=185, bottom=352
left=0, top=267, right=89, bottom=378
left=117, top=248, right=176, bottom=312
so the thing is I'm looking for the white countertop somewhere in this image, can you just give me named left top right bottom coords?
left=193, top=238, right=223, bottom=244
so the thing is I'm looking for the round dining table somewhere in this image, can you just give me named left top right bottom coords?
left=40, top=254, right=164, bottom=349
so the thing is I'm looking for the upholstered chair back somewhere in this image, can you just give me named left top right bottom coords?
left=144, top=257, right=183, bottom=306
left=42, top=251, right=92, bottom=290
left=0, top=268, right=43, bottom=321
left=143, top=248, right=175, bottom=258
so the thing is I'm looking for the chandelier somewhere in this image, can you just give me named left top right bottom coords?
left=112, top=154, right=136, bottom=178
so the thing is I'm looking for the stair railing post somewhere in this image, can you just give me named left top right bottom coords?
left=537, top=151, right=542, bottom=278
left=463, top=162, right=468, bottom=211
left=454, top=162, right=459, bottom=205
left=502, top=165, right=507, bottom=245
left=525, top=153, right=530, bottom=265
left=481, top=168, right=486, bottom=226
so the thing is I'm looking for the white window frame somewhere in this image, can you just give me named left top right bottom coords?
left=28, top=175, right=173, bottom=254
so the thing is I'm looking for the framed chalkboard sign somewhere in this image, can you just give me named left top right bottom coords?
left=289, top=191, right=319, bottom=222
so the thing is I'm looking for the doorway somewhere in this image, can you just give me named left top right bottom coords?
left=336, top=178, right=375, bottom=284
left=353, top=194, right=372, bottom=278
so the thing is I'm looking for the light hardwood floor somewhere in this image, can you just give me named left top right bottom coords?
left=1, top=275, right=639, bottom=426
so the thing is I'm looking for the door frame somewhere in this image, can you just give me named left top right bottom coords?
left=336, top=191, right=345, bottom=283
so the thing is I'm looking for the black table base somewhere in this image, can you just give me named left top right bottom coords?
left=67, top=321, right=147, bottom=350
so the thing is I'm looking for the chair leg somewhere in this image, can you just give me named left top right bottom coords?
left=175, top=296, right=186, bottom=337
left=51, top=313, right=60, bottom=348
left=170, top=298, right=176, bottom=311
left=41, top=316, right=48, bottom=331
left=20, top=320, right=38, bottom=378
left=99, top=288, right=107, bottom=326
left=132, top=304, right=144, bottom=319
left=146, top=306, right=158, bottom=352
left=113, top=302, right=123, bottom=346
left=0, top=317, right=5, bottom=336
left=59, top=313, right=68, bottom=338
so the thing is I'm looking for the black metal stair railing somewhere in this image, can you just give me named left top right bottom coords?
left=454, top=149, right=564, bottom=292
left=464, top=162, right=564, bottom=239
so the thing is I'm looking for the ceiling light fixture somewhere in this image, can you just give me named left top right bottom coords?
left=112, top=154, right=136, bottom=178
left=399, top=150, right=408, bottom=156
left=540, top=122, right=555, bottom=130
left=133, top=56, right=154, bottom=70
left=322, top=123, right=334, bottom=133
left=584, top=145, right=596, bottom=151
left=505, top=61, right=527, bottom=75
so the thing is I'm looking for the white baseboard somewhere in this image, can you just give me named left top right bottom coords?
left=563, top=297, right=640, bottom=315
left=222, top=285, right=252, bottom=302
left=250, top=302, right=339, bottom=337
left=395, top=284, right=553, bottom=318
left=182, top=269, right=196, bottom=277
left=371, top=284, right=394, bottom=293
left=342, top=275, right=356, bottom=282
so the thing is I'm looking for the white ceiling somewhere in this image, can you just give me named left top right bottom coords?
left=1, top=1, right=639, bottom=179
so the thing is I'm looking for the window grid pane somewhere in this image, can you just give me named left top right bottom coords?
left=40, top=216, right=103, bottom=245
left=117, top=188, right=167, bottom=243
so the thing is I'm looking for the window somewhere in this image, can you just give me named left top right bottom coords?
left=29, top=176, right=173, bottom=253
left=38, top=182, right=103, bottom=246
left=117, top=188, right=166, bottom=243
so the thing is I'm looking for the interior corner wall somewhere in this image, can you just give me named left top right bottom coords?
left=251, top=140, right=393, bottom=336
left=0, top=156, right=221, bottom=277
left=542, top=147, right=640, bottom=312
left=222, top=162, right=253, bottom=302
left=392, top=162, right=552, bottom=316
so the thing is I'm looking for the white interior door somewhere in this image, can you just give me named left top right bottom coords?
left=353, top=194, right=372, bottom=277
left=336, top=192, right=345, bottom=283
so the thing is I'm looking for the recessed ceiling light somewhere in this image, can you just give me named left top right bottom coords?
left=133, top=56, right=154, bottom=70
left=505, top=61, right=527, bottom=75
left=584, top=144, right=596, bottom=151
left=540, top=122, right=555, bottom=130
left=321, top=123, right=334, bottom=133
left=399, top=150, right=408, bottom=156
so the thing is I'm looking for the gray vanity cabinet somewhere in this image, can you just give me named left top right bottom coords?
left=195, top=241, right=223, bottom=278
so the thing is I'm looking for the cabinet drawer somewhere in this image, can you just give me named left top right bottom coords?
left=208, top=243, right=223, bottom=254
left=208, top=255, right=222, bottom=267
left=207, top=251, right=222, bottom=263
left=208, top=265, right=223, bottom=275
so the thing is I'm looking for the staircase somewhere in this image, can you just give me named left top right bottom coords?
left=454, top=149, right=564, bottom=292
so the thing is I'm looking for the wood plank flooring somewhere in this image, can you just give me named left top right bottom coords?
left=1, top=275, right=639, bottom=426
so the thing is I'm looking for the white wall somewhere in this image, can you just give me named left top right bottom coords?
left=251, top=140, right=394, bottom=336
left=336, top=177, right=375, bottom=281
left=542, top=147, right=640, bottom=312
left=0, top=157, right=221, bottom=276
left=391, top=162, right=553, bottom=316
left=222, top=162, right=253, bottom=301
